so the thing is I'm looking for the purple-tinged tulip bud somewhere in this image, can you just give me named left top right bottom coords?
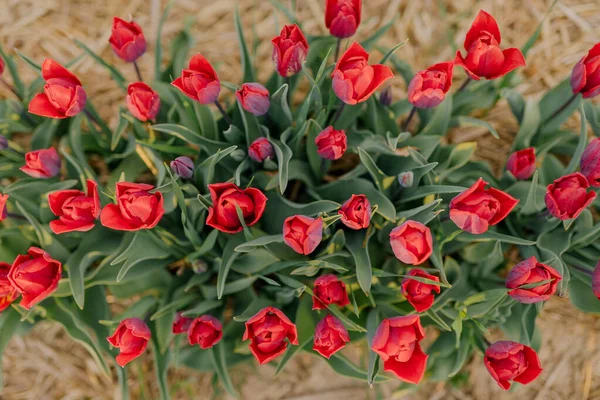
left=581, top=137, right=600, bottom=187
left=236, top=83, right=270, bottom=116
left=170, top=156, right=194, bottom=179
left=398, top=171, right=414, bottom=188
left=0, top=136, right=8, bottom=151
left=379, top=86, right=392, bottom=106
left=248, top=137, right=274, bottom=163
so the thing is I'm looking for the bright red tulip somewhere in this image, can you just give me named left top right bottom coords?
left=571, top=43, right=600, bottom=98
left=506, top=256, right=561, bottom=304
left=243, top=306, right=298, bottom=364
left=126, top=82, right=160, bottom=121
left=506, top=148, right=536, bottom=180
left=338, top=194, right=371, bottom=230
left=313, top=314, right=350, bottom=358
left=206, top=183, right=267, bottom=234
left=283, top=215, right=323, bottom=255
left=484, top=341, right=542, bottom=390
left=271, top=25, right=309, bottom=78
left=188, top=315, right=223, bottom=349
left=172, top=54, right=221, bottom=104
left=545, top=173, right=596, bottom=220
left=48, top=179, right=100, bottom=234
left=313, top=274, right=350, bottom=310
left=109, top=17, right=147, bottom=62
left=315, top=126, right=347, bottom=160
left=100, top=182, right=164, bottom=231
left=389, top=221, right=433, bottom=265
left=0, top=262, right=18, bottom=312
left=401, top=269, right=441, bottom=312
left=107, top=318, right=151, bottom=367
left=581, top=137, right=600, bottom=187
left=172, top=312, right=193, bottom=334
left=20, top=148, right=61, bottom=179
left=407, top=61, right=454, bottom=108
left=325, top=0, right=362, bottom=39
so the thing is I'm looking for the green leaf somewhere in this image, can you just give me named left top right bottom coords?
left=0, top=308, right=21, bottom=387
left=511, top=100, right=541, bottom=150
left=306, top=119, right=324, bottom=178
left=327, top=353, right=388, bottom=382
left=152, top=123, right=231, bottom=153
left=217, top=234, right=245, bottom=299
left=268, top=84, right=293, bottom=130
left=181, top=300, right=223, bottom=317
left=0, top=45, right=25, bottom=98
left=267, top=130, right=293, bottom=194
left=449, top=324, right=473, bottom=377
left=457, top=231, right=536, bottom=246
left=450, top=116, right=499, bottom=139
left=155, top=0, right=174, bottom=80
left=357, top=148, right=395, bottom=192
left=111, top=112, right=130, bottom=151
left=234, top=234, right=284, bottom=253
left=346, top=229, right=372, bottom=296
left=401, top=185, right=466, bottom=202
left=291, top=260, right=348, bottom=277
left=360, top=18, right=396, bottom=50
left=419, top=95, right=452, bottom=136
left=234, top=6, right=256, bottom=83
left=568, top=276, right=600, bottom=313
left=366, top=309, right=380, bottom=387
left=539, top=80, right=581, bottom=133
left=210, top=343, right=237, bottom=397
left=276, top=295, right=315, bottom=376
left=565, top=104, right=587, bottom=174
left=378, top=39, right=409, bottom=65
left=75, top=40, right=127, bottom=91
left=520, top=170, right=544, bottom=215
left=112, top=232, right=171, bottom=282
left=150, top=294, right=198, bottom=321
left=151, top=322, right=172, bottom=400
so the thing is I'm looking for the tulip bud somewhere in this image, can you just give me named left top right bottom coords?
left=170, top=156, right=194, bottom=179
left=338, top=194, right=371, bottom=230
left=506, top=256, right=561, bottom=303
left=313, top=315, right=350, bottom=359
left=109, top=17, right=147, bottom=62
left=0, top=194, right=8, bottom=222
left=313, top=274, right=350, bottom=310
left=390, top=221, right=433, bottom=265
left=126, top=82, right=160, bottom=121
left=408, top=61, right=454, bottom=108
left=48, top=179, right=100, bottom=234
left=188, top=315, right=223, bottom=349
left=248, top=137, right=274, bottom=162
left=571, top=43, right=600, bottom=98
left=272, top=25, right=309, bottom=77
left=315, top=126, right=347, bottom=160
left=506, top=148, right=536, bottom=180
left=206, top=183, right=268, bottom=234
left=283, top=215, right=323, bottom=255
left=20, top=148, right=61, bottom=179
left=484, top=341, right=542, bottom=390
left=172, top=54, right=221, bottom=105
left=100, top=182, right=164, bottom=231
left=243, top=307, right=298, bottom=364
left=236, top=83, right=270, bottom=116
left=545, top=173, right=596, bottom=220
left=172, top=312, right=193, bottom=334
left=0, top=135, right=8, bottom=151
left=581, top=137, right=600, bottom=187
left=401, top=269, right=441, bottom=312
left=398, top=171, right=414, bottom=188
left=379, top=86, right=393, bottom=106
left=107, top=318, right=151, bottom=367
left=325, top=0, right=362, bottom=39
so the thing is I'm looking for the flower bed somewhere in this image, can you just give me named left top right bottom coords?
left=1, top=1, right=600, bottom=398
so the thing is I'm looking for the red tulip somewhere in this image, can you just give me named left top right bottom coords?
left=0, top=262, right=18, bottom=312
left=455, top=10, right=525, bottom=80
left=8, top=247, right=62, bottom=309
left=325, top=0, right=362, bottom=39
left=243, top=306, right=298, bottom=364
left=313, top=274, right=350, bottom=310
left=236, top=83, right=270, bottom=116
left=48, top=179, right=100, bottom=234
left=313, top=315, right=350, bottom=358
left=172, top=312, right=193, bottom=334
left=28, top=58, right=86, bottom=119
left=581, top=137, right=600, bottom=187
left=100, top=182, right=164, bottom=231
left=593, top=261, right=600, bottom=300
left=484, top=341, right=542, bottom=390
left=449, top=178, right=519, bottom=234
left=506, top=148, right=536, bottom=180
left=107, top=318, right=151, bottom=367
left=126, top=82, right=160, bottom=121
left=271, top=24, right=309, bottom=78
left=506, top=256, right=561, bottom=304
left=544, top=173, right=596, bottom=220
left=338, top=194, right=371, bottom=230
left=282, top=215, right=323, bottom=255
left=109, top=17, right=147, bottom=62
left=389, top=221, right=433, bottom=265
left=315, top=126, right=347, bottom=160
left=0, top=194, right=8, bottom=222
left=172, top=54, right=221, bottom=104
left=571, top=43, right=600, bottom=98
left=206, top=183, right=267, bottom=234
left=248, top=137, right=274, bottom=163
left=407, top=61, right=454, bottom=108
left=332, top=42, right=394, bottom=105
left=401, top=269, right=441, bottom=312
left=20, top=148, right=61, bottom=179
left=0, top=56, right=4, bottom=76
left=187, top=315, right=223, bottom=349
left=371, top=315, right=428, bottom=384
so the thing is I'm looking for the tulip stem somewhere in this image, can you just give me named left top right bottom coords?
left=331, top=102, right=346, bottom=126
left=401, top=106, right=417, bottom=132
left=544, top=93, right=578, bottom=126
left=0, top=78, right=23, bottom=102
left=133, top=61, right=144, bottom=82
left=214, top=100, right=233, bottom=126
left=334, top=39, right=342, bottom=63
left=456, top=77, right=471, bottom=94
left=7, top=212, right=26, bottom=221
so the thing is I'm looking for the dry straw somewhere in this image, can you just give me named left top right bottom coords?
left=1, top=0, right=600, bottom=398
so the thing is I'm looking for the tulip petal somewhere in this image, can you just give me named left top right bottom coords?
left=487, top=48, right=526, bottom=79
left=41, top=58, right=82, bottom=86
left=382, top=343, right=428, bottom=384
left=28, top=93, right=66, bottom=119
left=464, top=10, right=501, bottom=50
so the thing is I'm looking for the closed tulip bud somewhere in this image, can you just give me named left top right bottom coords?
left=28, top=58, right=86, bottom=119
left=8, top=247, right=62, bottom=309
left=100, top=182, right=164, bottom=231
left=109, top=17, right=147, bottom=62
left=107, top=318, right=151, bottom=367
left=571, top=43, right=600, bottom=98
left=206, top=183, right=267, bottom=234
left=398, top=171, right=414, bottom=188
left=271, top=25, right=309, bottom=78
left=243, top=307, right=298, bottom=364
left=315, top=126, right=347, bottom=160
left=455, top=10, right=525, bottom=80
left=126, top=82, right=160, bottom=121
left=332, top=42, right=393, bottom=105
left=283, top=215, right=323, bottom=255
left=20, top=148, right=61, bottom=179
left=188, top=315, right=223, bottom=349
left=172, top=312, right=193, bottom=334
left=401, top=269, right=441, bottom=312
left=0, top=262, right=18, bottom=312
left=248, top=137, right=274, bottom=163
left=408, top=61, right=454, bottom=108
left=484, top=341, right=542, bottom=390
left=325, top=0, right=362, bottom=39
left=581, top=137, right=600, bottom=186
left=506, top=256, right=561, bottom=303
left=371, top=316, right=428, bottom=384
left=338, top=194, right=371, bottom=230
left=172, top=54, right=221, bottom=104
left=544, top=173, right=596, bottom=220
left=313, top=274, right=350, bottom=310
left=0, top=194, right=7, bottom=222
left=390, top=221, right=433, bottom=265
left=48, top=179, right=101, bottom=234
left=506, top=148, right=536, bottom=180
left=0, top=135, right=7, bottom=151
left=170, top=156, right=194, bottom=179
left=313, top=315, right=350, bottom=359
left=236, top=83, right=270, bottom=116
left=450, top=178, right=519, bottom=234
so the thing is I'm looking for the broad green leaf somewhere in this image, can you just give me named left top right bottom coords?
left=234, top=234, right=284, bottom=253
left=155, top=0, right=174, bottom=80
left=450, top=116, right=499, bottom=139
left=357, top=148, right=395, bottom=192
left=0, top=308, right=21, bottom=387
left=217, top=234, right=245, bottom=299
left=565, top=104, right=587, bottom=174
left=151, top=322, right=172, bottom=400
left=401, top=185, right=466, bottom=202
left=519, top=170, right=545, bottom=215
left=234, top=5, right=256, bottom=83
left=268, top=84, right=293, bottom=130
left=457, top=231, right=536, bottom=246
left=366, top=309, right=380, bottom=386
left=346, top=229, right=373, bottom=296
left=181, top=300, right=223, bottom=317
left=267, top=130, right=293, bottom=194
left=511, top=100, right=541, bottom=150
left=112, top=232, right=171, bottom=282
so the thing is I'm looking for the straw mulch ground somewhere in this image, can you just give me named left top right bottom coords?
left=1, top=0, right=600, bottom=399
